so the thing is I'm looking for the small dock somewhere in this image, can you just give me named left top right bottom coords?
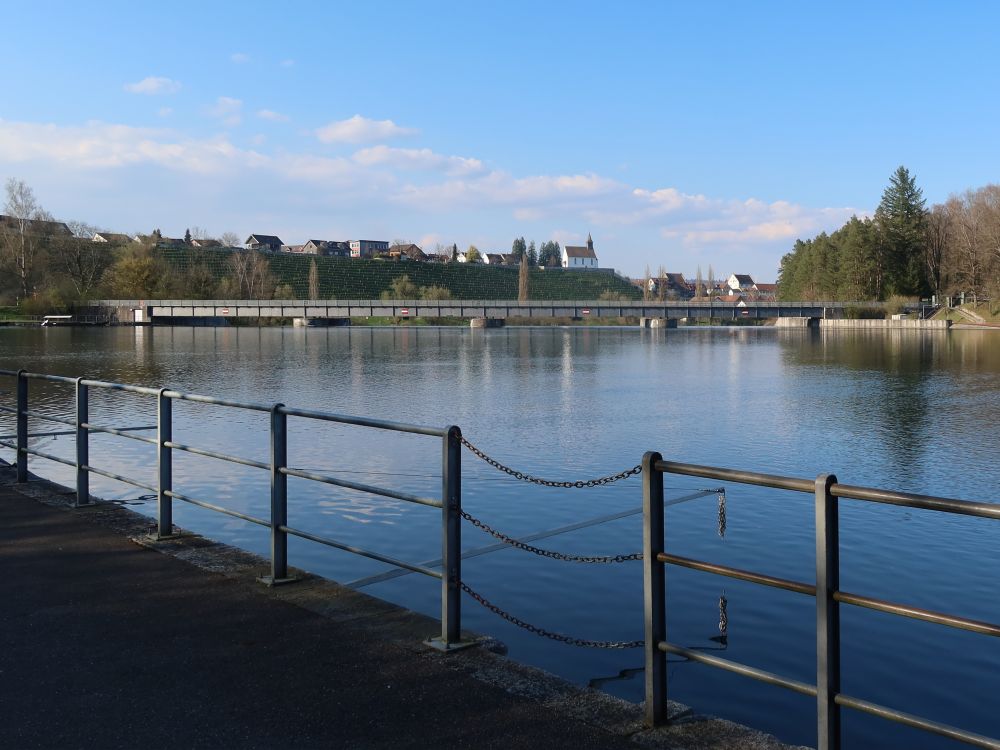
left=0, top=462, right=798, bottom=750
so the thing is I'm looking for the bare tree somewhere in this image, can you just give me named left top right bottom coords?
left=189, top=226, right=211, bottom=240
left=1, top=178, right=52, bottom=300
left=643, top=264, right=652, bottom=301
left=228, top=250, right=276, bottom=299
left=657, top=265, right=666, bottom=301
left=518, top=253, right=529, bottom=301
left=220, top=231, right=241, bottom=248
left=695, top=265, right=704, bottom=298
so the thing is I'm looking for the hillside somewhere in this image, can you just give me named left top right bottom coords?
left=156, top=247, right=641, bottom=301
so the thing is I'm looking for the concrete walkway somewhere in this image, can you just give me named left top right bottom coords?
left=0, top=463, right=799, bottom=749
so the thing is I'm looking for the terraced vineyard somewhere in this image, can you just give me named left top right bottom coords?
left=158, top=247, right=641, bottom=301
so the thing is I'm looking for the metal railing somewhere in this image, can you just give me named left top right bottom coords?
left=641, top=453, right=1000, bottom=750
left=0, top=368, right=464, bottom=649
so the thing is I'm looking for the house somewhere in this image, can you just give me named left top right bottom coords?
left=648, top=272, right=693, bottom=299
left=349, top=240, right=389, bottom=259
left=484, top=253, right=504, bottom=265
left=388, top=243, right=427, bottom=262
left=245, top=234, right=283, bottom=252
left=499, top=253, right=519, bottom=266
left=281, top=244, right=305, bottom=253
left=727, top=273, right=756, bottom=293
left=0, top=215, right=72, bottom=237
left=92, top=232, right=135, bottom=244
left=714, top=294, right=747, bottom=307
left=157, top=237, right=184, bottom=246
left=751, top=283, right=777, bottom=301
left=191, top=238, right=222, bottom=248
left=562, top=233, right=599, bottom=269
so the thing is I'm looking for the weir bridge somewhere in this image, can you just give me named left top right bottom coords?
left=86, top=299, right=879, bottom=326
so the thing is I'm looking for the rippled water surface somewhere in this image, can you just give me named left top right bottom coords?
left=1, top=325, right=997, bottom=749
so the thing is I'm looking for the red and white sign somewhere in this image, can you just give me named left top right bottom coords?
left=400, top=308, right=410, bottom=316
left=581, top=308, right=591, bottom=315
left=222, top=307, right=230, bottom=315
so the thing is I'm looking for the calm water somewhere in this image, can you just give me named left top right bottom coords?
left=1, top=325, right=997, bottom=749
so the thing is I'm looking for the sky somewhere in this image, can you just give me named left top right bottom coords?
left=2, top=1, right=999, bottom=280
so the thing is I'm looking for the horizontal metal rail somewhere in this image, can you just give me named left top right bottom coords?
left=835, top=694, right=1000, bottom=750
left=20, top=445, right=77, bottom=469
left=165, top=489, right=270, bottom=527
left=162, top=389, right=273, bottom=412
left=281, top=466, right=442, bottom=508
left=0, top=404, right=17, bottom=414
left=659, top=553, right=816, bottom=596
left=280, top=524, right=442, bottom=579
left=84, top=465, right=157, bottom=493
left=280, top=405, right=447, bottom=437
left=23, top=373, right=77, bottom=385
left=166, top=441, right=271, bottom=471
left=834, top=590, right=1000, bottom=637
left=83, top=423, right=158, bottom=445
left=23, top=410, right=76, bottom=428
left=656, top=459, right=815, bottom=493
left=660, top=642, right=817, bottom=697
left=0, top=425, right=156, bottom=441
left=831, top=483, right=1000, bottom=519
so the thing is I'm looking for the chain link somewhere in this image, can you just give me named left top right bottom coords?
left=717, top=491, right=726, bottom=538
left=460, top=582, right=643, bottom=649
left=460, top=436, right=641, bottom=488
left=461, top=510, right=642, bottom=563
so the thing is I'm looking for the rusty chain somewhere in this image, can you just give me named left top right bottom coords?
left=460, top=582, right=643, bottom=649
left=718, top=491, right=726, bottom=538
left=460, top=436, right=641, bottom=488
left=461, top=510, right=642, bottom=563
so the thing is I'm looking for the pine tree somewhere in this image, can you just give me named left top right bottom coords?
left=527, top=240, right=537, bottom=267
left=184, top=228, right=192, bottom=245
left=876, top=166, right=928, bottom=297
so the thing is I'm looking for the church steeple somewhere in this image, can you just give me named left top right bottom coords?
left=587, top=232, right=593, bottom=252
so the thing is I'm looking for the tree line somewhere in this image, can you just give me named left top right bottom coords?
left=778, top=166, right=1000, bottom=303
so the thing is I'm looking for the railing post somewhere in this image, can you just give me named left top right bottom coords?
left=262, top=403, right=292, bottom=585
left=15, top=369, right=27, bottom=483
left=442, top=425, right=462, bottom=646
left=816, top=473, right=841, bottom=750
left=643, top=450, right=667, bottom=727
left=75, top=378, right=90, bottom=506
left=157, top=388, right=173, bottom=537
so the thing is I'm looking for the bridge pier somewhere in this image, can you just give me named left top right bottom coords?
left=774, top=317, right=818, bottom=328
left=640, top=317, right=677, bottom=329
left=470, top=317, right=505, bottom=329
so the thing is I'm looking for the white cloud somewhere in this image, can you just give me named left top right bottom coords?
left=280, top=59, right=295, bottom=67
left=123, top=76, right=181, bottom=95
left=352, top=146, right=483, bottom=176
left=315, top=115, right=417, bottom=144
left=157, top=107, right=173, bottom=118
left=207, top=97, right=243, bottom=127
left=230, top=52, right=250, bottom=64
left=256, top=109, right=290, bottom=123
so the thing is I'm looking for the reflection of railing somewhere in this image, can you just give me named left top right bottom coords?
left=0, top=368, right=465, bottom=650
left=641, top=454, right=1000, bottom=750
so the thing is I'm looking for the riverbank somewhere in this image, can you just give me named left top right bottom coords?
left=0, top=460, right=800, bottom=750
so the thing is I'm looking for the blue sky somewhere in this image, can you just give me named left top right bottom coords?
left=2, top=1, right=999, bottom=279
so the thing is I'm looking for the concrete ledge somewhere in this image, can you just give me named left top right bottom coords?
left=774, top=317, right=817, bottom=328
left=819, top=318, right=951, bottom=330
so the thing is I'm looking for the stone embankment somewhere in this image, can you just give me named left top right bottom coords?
left=775, top=317, right=951, bottom=330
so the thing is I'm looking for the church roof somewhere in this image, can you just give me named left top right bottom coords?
left=565, top=245, right=597, bottom=259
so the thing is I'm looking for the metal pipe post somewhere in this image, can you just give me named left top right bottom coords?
left=157, top=389, right=173, bottom=537
left=16, top=370, right=27, bottom=482
left=816, top=473, right=841, bottom=750
left=75, top=378, right=90, bottom=506
left=643, top=451, right=667, bottom=726
left=269, top=404, right=288, bottom=581
left=441, top=425, right=462, bottom=646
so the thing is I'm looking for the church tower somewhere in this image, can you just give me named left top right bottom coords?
left=587, top=232, right=593, bottom=252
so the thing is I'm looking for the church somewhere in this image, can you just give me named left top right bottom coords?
left=561, top=233, right=599, bottom=269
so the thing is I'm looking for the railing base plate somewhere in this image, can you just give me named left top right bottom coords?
left=423, top=637, right=479, bottom=653
left=257, top=575, right=300, bottom=587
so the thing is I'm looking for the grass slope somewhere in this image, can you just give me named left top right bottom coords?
left=158, top=248, right=641, bottom=301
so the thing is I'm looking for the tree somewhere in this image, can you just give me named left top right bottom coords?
left=876, top=166, right=928, bottom=296
left=420, top=284, right=452, bottom=300
left=52, top=236, right=112, bottom=299
left=451, top=243, right=458, bottom=262
left=1, top=178, right=51, bottom=301
left=308, top=258, right=320, bottom=299
left=383, top=274, right=419, bottom=299
left=465, top=245, right=481, bottom=263
left=527, top=241, right=537, bottom=267
left=707, top=265, right=714, bottom=296
left=184, top=228, right=192, bottom=245
left=518, top=254, right=529, bottom=301
left=695, top=265, right=704, bottom=298
left=228, top=250, right=276, bottom=299
left=511, top=237, right=526, bottom=262
left=643, top=264, right=652, bottom=301
left=220, top=231, right=241, bottom=248
left=657, top=265, right=666, bottom=301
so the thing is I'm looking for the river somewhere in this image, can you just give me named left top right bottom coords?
left=0, top=324, right=997, bottom=749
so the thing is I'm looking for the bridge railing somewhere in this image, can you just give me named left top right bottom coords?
left=641, top=453, right=1000, bottom=750
left=0, top=368, right=465, bottom=650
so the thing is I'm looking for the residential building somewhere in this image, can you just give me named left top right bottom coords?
left=562, top=233, right=599, bottom=269
left=349, top=240, right=389, bottom=258
left=92, top=232, right=135, bottom=244
left=727, top=273, right=756, bottom=294
left=388, top=243, right=427, bottom=262
left=648, top=272, right=693, bottom=299
left=0, top=215, right=72, bottom=237
left=484, top=253, right=504, bottom=265
left=245, top=234, right=283, bottom=252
